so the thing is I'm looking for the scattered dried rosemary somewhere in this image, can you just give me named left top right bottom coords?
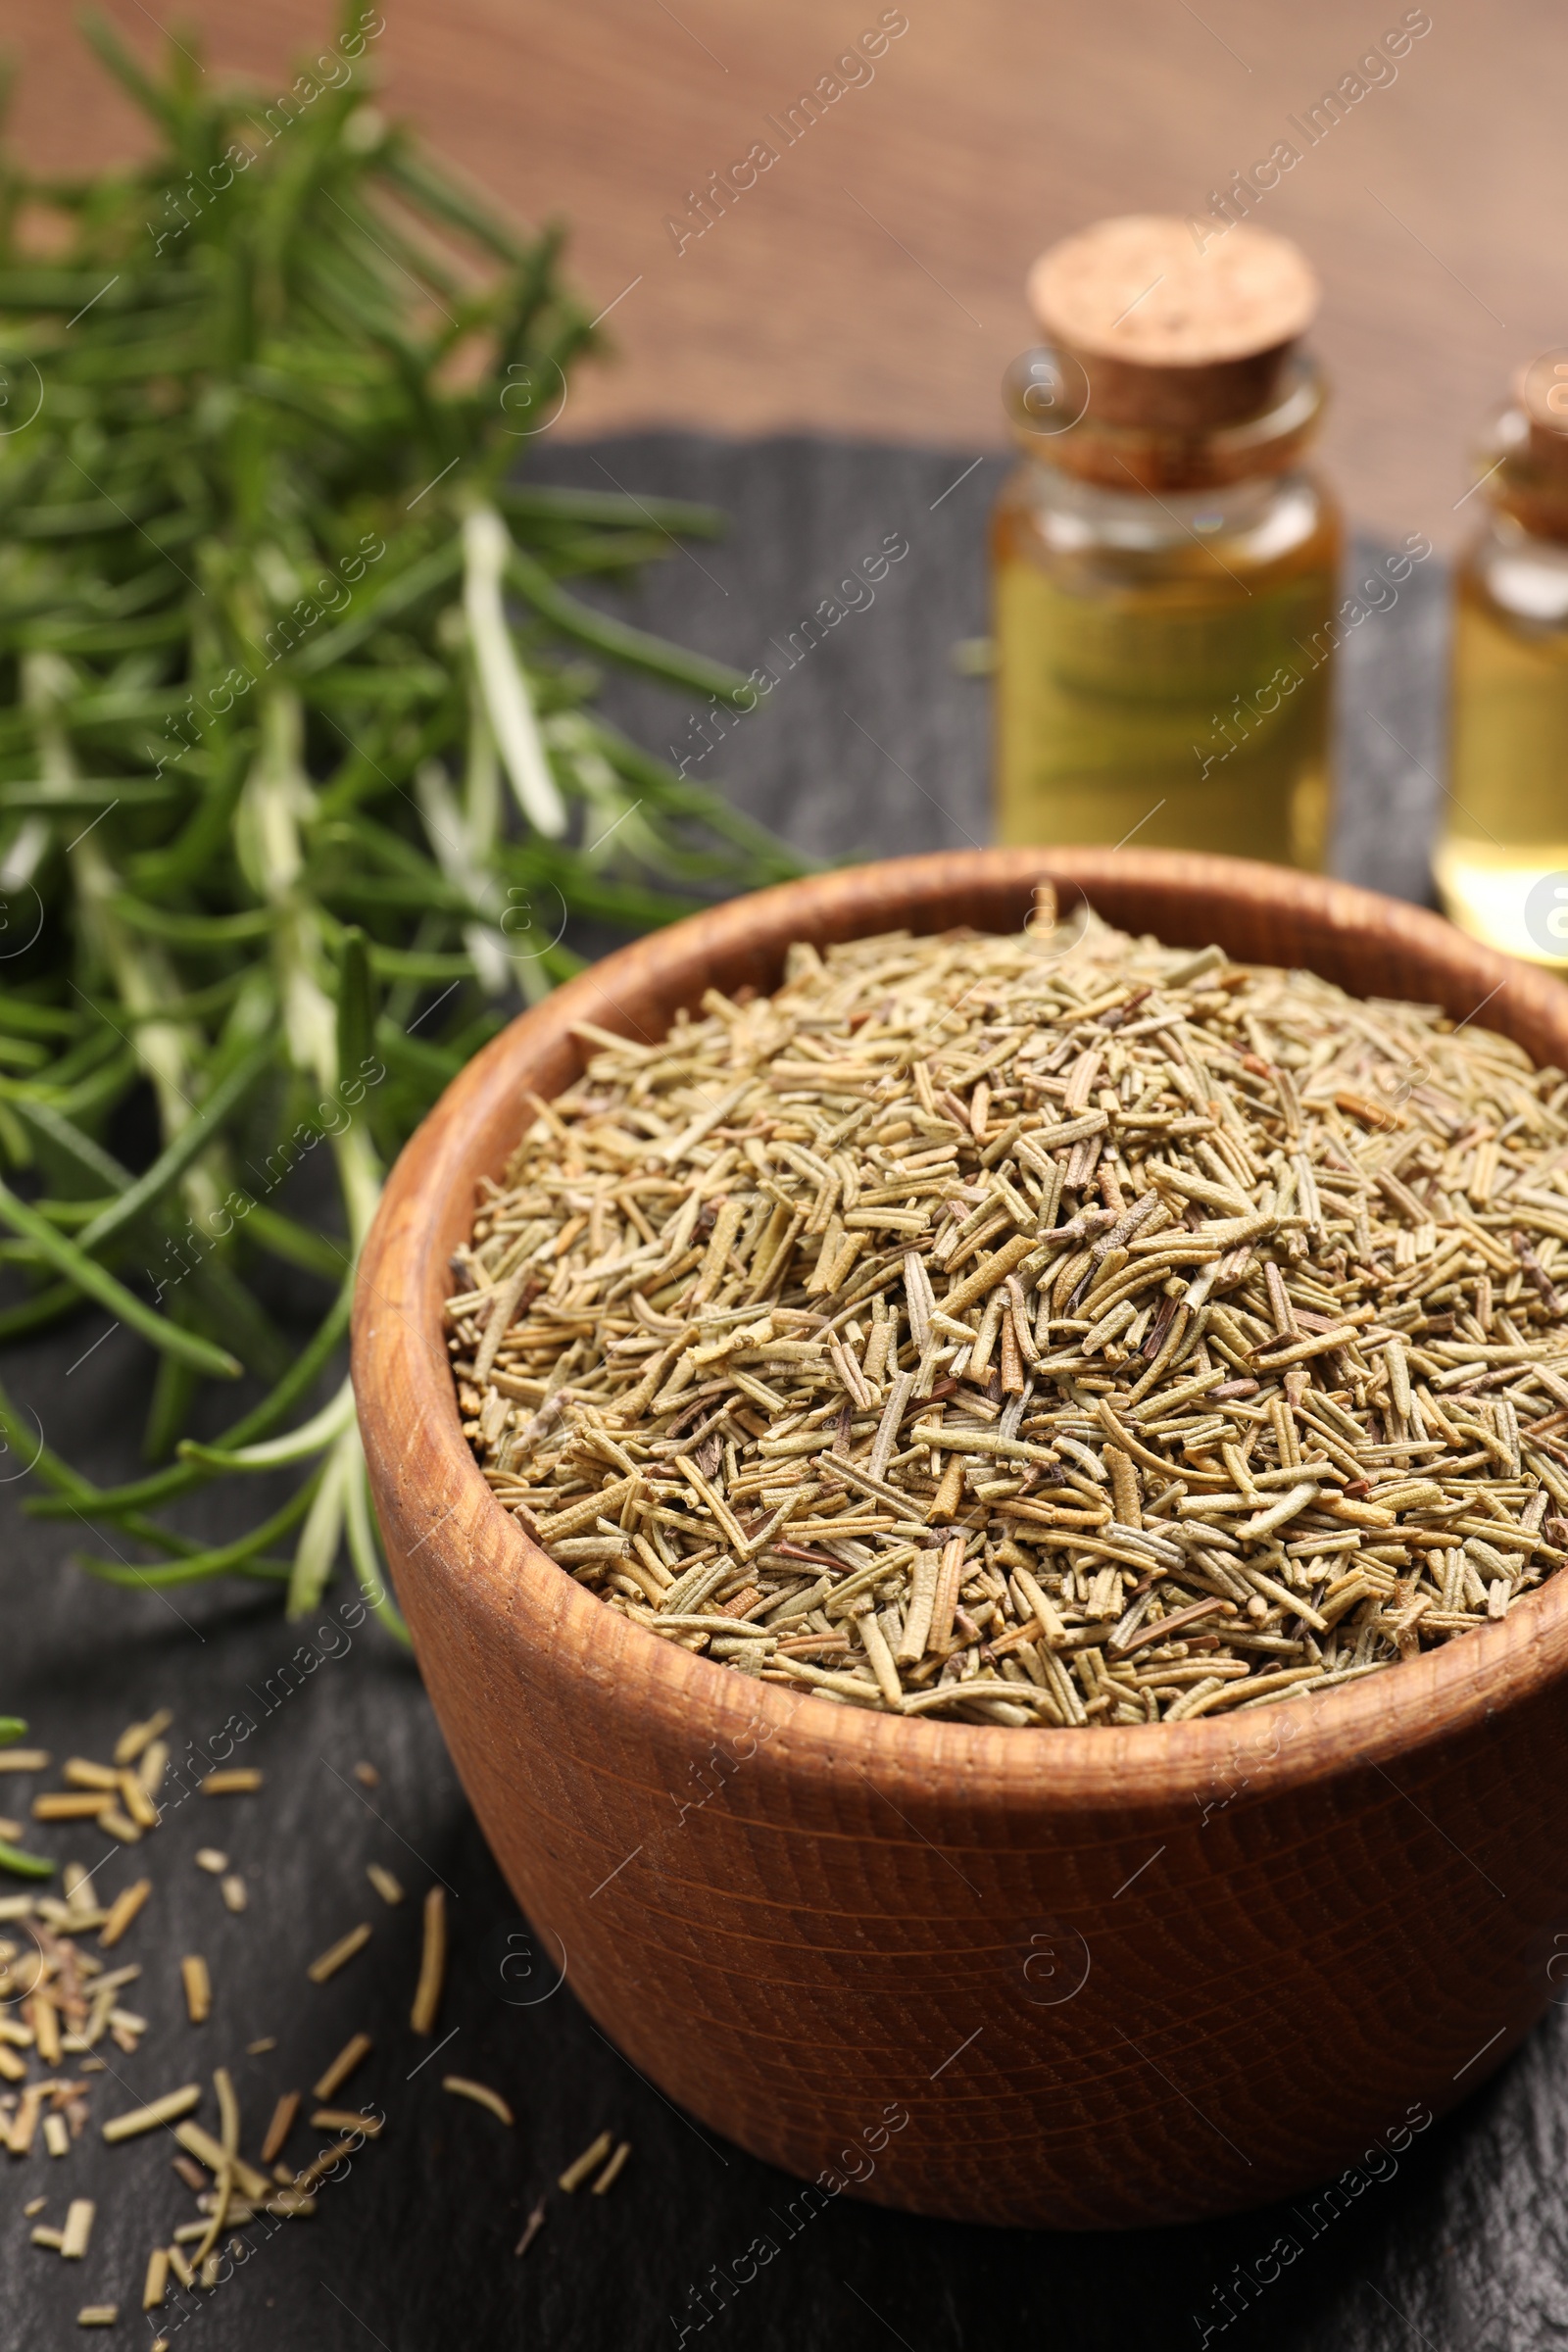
left=4, top=1712, right=371, bottom=2310
left=454, top=895, right=1568, bottom=1728
left=4, top=1701, right=624, bottom=2317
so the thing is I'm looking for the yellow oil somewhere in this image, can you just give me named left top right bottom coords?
left=1435, top=558, right=1568, bottom=964
left=993, top=485, right=1339, bottom=865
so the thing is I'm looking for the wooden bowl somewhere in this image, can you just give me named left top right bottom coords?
left=353, top=849, right=1568, bottom=2230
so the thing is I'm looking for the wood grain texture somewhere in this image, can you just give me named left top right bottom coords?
left=4, top=0, right=1559, bottom=544
left=354, top=847, right=1568, bottom=2230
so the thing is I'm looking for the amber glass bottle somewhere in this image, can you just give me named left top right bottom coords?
left=993, top=216, right=1341, bottom=865
left=1435, top=357, right=1568, bottom=962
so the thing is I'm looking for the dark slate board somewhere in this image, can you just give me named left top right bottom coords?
left=522, top=431, right=1450, bottom=904
left=12, top=435, right=1550, bottom=2352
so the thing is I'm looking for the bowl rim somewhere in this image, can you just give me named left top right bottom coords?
left=353, top=846, right=1568, bottom=1817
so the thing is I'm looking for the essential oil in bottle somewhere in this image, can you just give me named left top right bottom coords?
left=1434, top=354, right=1568, bottom=963
left=993, top=214, right=1342, bottom=865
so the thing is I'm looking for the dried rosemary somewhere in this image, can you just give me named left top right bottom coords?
left=454, top=895, right=1568, bottom=1728
left=3, top=1704, right=436, bottom=2308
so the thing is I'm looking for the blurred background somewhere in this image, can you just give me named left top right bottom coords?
left=7, top=0, right=1550, bottom=549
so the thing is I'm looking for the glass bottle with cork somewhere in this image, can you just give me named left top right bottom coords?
left=1435, top=352, right=1568, bottom=963
left=993, top=214, right=1342, bottom=865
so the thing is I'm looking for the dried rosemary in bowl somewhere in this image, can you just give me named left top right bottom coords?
left=448, top=895, right=1568, bottom=1729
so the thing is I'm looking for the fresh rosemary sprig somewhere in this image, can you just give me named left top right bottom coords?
left=0, top=7, right=802, bottom=1631
left=0, top=1715, right=51, bottom=1877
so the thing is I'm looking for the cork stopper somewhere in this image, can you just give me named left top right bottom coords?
left=1485, top=352, right=1568, bottom=538
left=1027, top=215, right=1320, bottom=432
left=1517, top=351, right=1568, bottom=473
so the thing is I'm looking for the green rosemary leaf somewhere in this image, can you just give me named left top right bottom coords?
left=76, top=1469, right=323, bottom=1588
left=241, top=1205, right=353, bottom=1285
left=290, top=544, right=464, bottom=678
left=0, top=1836, right=55, bottom=1881
left=73, top=1041, right=273, bottom=1259
left=506, top=545, right=756, bottom=706
left=0, top=1001, right=75, bottom=1041
left=108, top=898, right=277, bottom=947
left=497, top=485, right=727, bottom=539
left=0, top=1178, right=241, bottom=1378
left=0, top=1281, right=82, bottom=1342
left=23, top=1284, right=355, bottom=1521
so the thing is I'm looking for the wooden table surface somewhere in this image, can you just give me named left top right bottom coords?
left=7, top=0, right=1561, bottom=548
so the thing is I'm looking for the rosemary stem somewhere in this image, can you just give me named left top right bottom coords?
left=287, top=1422, right=355, bottom=1618
left=414, top=756, right=512, bottom=997
left=179, top=1373, right=356, bottom=1472
left=343, top=1425, right=411, bottom=1646
left=462, top=507, right=567, bottom=839
left=30, top=654, right=223, bottom=1240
